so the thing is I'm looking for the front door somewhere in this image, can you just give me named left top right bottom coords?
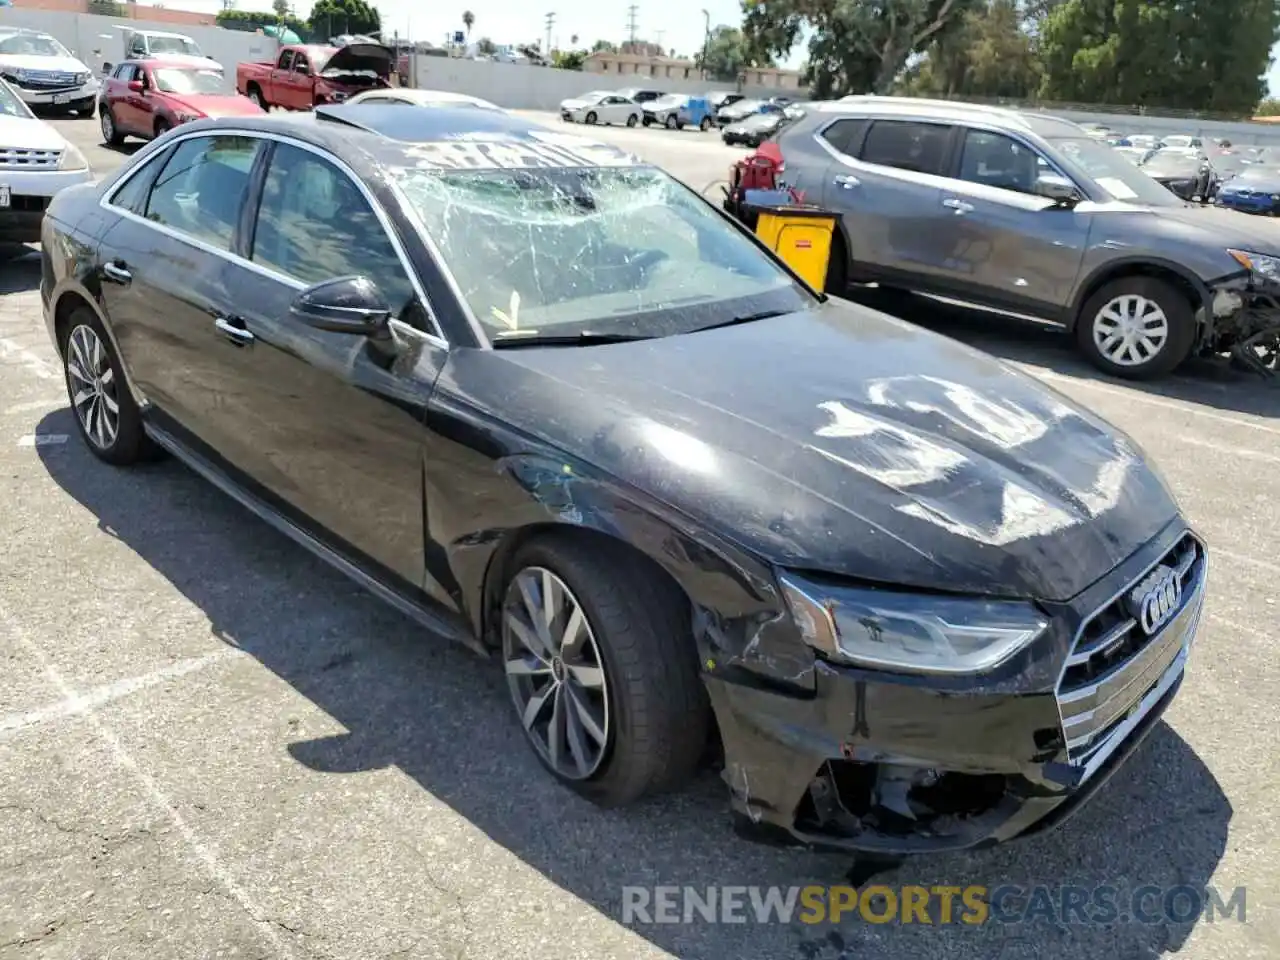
left=820, top=118, right=953, bottom=279
left=209, top=139, right=448, bottom=586
left=96, top=133, right=268, bottom=457
left=286, top=51, right=313, bottom=109
left=933, top=128, right=1090, bottom=311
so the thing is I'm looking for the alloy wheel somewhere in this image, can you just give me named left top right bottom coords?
left=502, top=566, right=610, bottom=780
left=1092, top=294, right=1170, bottom=367
left=66, top=324, right=119, bottom=450
left=100, top=108, right=113, bottom=142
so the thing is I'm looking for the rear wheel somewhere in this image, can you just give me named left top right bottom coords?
left=60, top=308, right=157, bottom=465
left=1076, top=276, right=1197, bottom=379
left=248, top=86, right=267, bottom=110
left=500, top=536, right=710, bottom=807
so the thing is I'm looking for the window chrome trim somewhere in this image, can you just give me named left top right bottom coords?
left=95, top=126, right=449, bottom=348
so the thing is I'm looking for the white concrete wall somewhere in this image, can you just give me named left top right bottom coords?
left=0, top=9, right=274, bottom=91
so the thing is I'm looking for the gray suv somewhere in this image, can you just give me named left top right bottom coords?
left=774, top=96, right=1280, bottom=379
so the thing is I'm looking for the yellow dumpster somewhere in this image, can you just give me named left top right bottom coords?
left=752, top=204, right=837, bottom=291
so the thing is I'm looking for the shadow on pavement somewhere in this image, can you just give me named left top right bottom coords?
left=36, top=407, right=1233, bottom=959
left=0, top=252, right=41, bottom=294
left=852, top=287, right=1280, bottom=421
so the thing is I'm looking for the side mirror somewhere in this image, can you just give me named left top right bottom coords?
left=101, top=62, right=112, bottom=74
left=1034, top=173, right=1080, bottom=205
left=290, top=276, right=392, bottom=337
left=127, top=80, right=143, bottom=93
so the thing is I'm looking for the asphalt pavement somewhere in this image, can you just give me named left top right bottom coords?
left=0, top=110, right=1276, bottom=960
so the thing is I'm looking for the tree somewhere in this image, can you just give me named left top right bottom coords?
left=592, top=39, right=618, bottom=53
left=462, top=10, right=475, bottom=40
left=571, top=34, right=579, bottom=46
left=742, top=0, right=981, bottom=97
left=308, top=0, right=381, bottom=40
left=271, top=0, right=288, bottom=16
left=477, top=36, right=497, bottom=55
left=695, top=24, right=773, bottom=82
left=901, top=0, right=1041, bottom=99
left=217, top=7, right=309, bottom=38
left=554, top=50, right=587, bottom=69
left=1038, top=0, right=1279, bottom=116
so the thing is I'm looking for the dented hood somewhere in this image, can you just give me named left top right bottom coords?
left=448, top=298, right=1180, bottom=602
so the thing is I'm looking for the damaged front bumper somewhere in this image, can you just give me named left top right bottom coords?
left=701, top=529, right=1206, bottom=857
left=1204, top=270, right=1280, bottom=373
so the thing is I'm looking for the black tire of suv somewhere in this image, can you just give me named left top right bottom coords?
left=499, top=535, right=711, bottom=808
left=1075, top=276, right=1197, bottom=380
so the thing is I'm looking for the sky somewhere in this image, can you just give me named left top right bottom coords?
left=154, top=0, right=787, bottom=63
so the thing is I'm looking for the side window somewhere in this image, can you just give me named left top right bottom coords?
left=108, top=152, right=165, bottom=215
left=292, top=53, right=310, bottom=74
left=277, top=50, right=294, bottom=70
left=250, top=143, right=419, bottom=323
left=819, top=119, right=868, bottom=157
left=144, top=135, right=263, bottom=249
left=860, top=120, right=950, bottom=176
left=957, top=130, right=1043, bottom=195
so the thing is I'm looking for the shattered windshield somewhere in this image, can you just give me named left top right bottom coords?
left=397, top=164, right=812, bottom=342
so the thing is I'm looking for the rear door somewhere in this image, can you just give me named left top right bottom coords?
left=111, top=64, right=144, bottom=134
left=820, top=118, right=956, bottom=280
left=95, top=133, right=268, bottom=452
left=932, top=127, right=1090, bottom=312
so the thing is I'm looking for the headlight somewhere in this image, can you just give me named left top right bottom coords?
left=778, top=573, right=1049, bottom=675
left=1228, top=248, right=1280, bottom=283
left=75, top=72, right=90, bottom=85
left=57, top=144, right=88, bottom=172
left=15, top=69, right=29, bottom=83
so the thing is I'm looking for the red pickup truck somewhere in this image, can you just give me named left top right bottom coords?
left=235, top=42, right=394, bottom=111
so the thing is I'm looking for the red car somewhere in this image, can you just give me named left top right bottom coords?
left=98, top=59, right=264, bottom=146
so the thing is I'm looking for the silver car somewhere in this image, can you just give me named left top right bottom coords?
left=773, top=96, right=1280, bottom=379
left=559, top=91, right=641, bottom=127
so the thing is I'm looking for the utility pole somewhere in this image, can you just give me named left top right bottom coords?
left=544, top=11, right=555, bottom=54
left=700, top=8, right=710, bottom=79
left=626, top=4, right=638, bottom=46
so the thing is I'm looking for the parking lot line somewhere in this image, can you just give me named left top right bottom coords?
left=1177, top=434, right=1280, bottom=464
left=1028, top=366, right=1280, bottom=436
left=0, top=601, right=300, bottom=960
left=0, top=647, right=243, bottom=740
left=4, top=398, right=65, bottom=415
left=1213, top=547, right=1280, bottom=577
left=0, top=336, right=58, bottom=380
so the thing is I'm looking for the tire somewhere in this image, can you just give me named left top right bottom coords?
left=642, top=115, right=652, bottom=127
left=626, top=113, right=638, bottom=127
left=499, top=535, right=710, bottom=807
left=664, top=114, right=677, bottom=130
left=584, top=110, right=597, bottom=125
left=153, top=118, right=170, bottom=139
left=248, top=86, right=266, bottom=111
left=1075, top=275, right=1197, bottom=380
left=60, top=307, right=157, bottom=466
left=824, top=230, right=849, bottom=296
left=699, top=116, right=711, bottom=132
left=100, top=104, right=125, bottom=146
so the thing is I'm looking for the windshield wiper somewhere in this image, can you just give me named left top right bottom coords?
left=490, top=331, right=653, bottom=348
left=684, top=309, right=792, bottom=334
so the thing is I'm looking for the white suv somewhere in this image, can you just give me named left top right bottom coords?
left=0, top=28, right=99, bottom=117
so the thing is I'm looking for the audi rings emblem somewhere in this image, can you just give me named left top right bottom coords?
left=1138, top=571, right=1182, bottom=635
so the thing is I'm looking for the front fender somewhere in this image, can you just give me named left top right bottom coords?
left=435, top=449, right=817, bottom=691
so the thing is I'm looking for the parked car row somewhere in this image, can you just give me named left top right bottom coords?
left=556, top=87, right=805, bottom=142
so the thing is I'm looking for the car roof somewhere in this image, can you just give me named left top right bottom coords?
left=818, top=95, right=1086, bottom=138
left=176, top=107, right=646, bottom=172
left=366, top=88, right=500, bottom=108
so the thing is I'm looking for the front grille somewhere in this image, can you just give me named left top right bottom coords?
left=8, top=70, right=80, bottom=90
left=0, top=147, right=61, bottom=169
left=1056, top=533, right=1205, bottom=764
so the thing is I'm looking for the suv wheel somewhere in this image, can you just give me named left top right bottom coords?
left=1076, top=276, right=1197, bottom=379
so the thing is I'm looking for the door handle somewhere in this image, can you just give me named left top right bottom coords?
left=832, top=174, right=860, bottom=189
left=102, top=261, right=131, bottom=284
left=213, top=315, right=254, bottom=346
left=942, top=198, right=974, bottom=214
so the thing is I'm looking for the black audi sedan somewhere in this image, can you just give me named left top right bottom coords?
left=40, top=104, right=1206, bottom=859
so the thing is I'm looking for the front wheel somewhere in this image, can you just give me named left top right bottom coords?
left=664, top=114, right=677, bottom=130
left=500, top=537, right=710, bottom=807
left=584, top=111, right=598, bottom=125
left=626, top=113, right=638, bottom=127
left=60, top=308, right=157, bottom=465
left=699, top=116, right=712, bottom=132
left=642, top=115, right=652, bottom=127
left=153, top=118, right=171, bottom=139
left=1075, top=276, right=1197, bottom=380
